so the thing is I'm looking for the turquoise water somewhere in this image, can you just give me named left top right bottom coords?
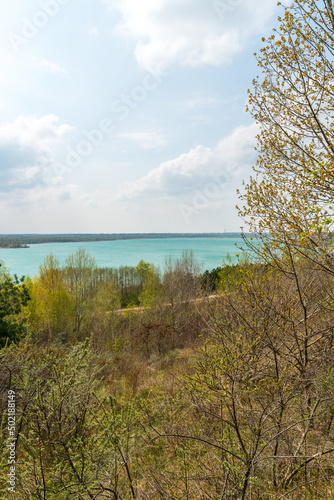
left=0, top=237, right=246, bottom=278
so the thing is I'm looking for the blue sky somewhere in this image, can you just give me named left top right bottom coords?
left=0, top=0, right=283, bottom=233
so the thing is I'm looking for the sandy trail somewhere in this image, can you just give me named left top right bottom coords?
left=112, top=294, right=221, bottom=315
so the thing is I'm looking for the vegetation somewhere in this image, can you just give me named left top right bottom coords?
left=239, top=0, right=334, bottom=255
left=1, top=246, right=334, bottom=498
left=0, top=265, right=30, bottom=348
left=201, top=263, right=246, bottom=292
left=1, top=1, right=334, bottom=498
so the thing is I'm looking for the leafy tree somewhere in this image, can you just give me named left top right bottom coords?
left=86, top=279, right=122, bottom=350
left=201, top=266, right=222, bottom=292
left=28, top=254, right=73, bottom=342
left=118, top=265, right=141, bottom=308
left=239, top=0, right=334, bottom=258
left=0, top=265, right=30, bottom=348
left=63, top=248, right=97, bottom=337
left=201, top=264, right=245, bottom=292
left=139, top=265, right=162, bottom=307
left=135, top=259, right=152, bottom=286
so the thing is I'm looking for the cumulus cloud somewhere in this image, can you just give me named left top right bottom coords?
left=118, top=123, right=259, bottom=200
left=0, top=114, right=73, bottom=193
left=107, top=0, right=279, bottom=70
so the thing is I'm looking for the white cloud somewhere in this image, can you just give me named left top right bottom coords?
left=2, top=183, right=79, bottom=206
left=118, top=123, right=259, bottom=200
left=107, top=0, right=279, bottom=70
left=38, top=59, right=69, bottom=76
left=0, top=114, right=73, bottom=193
left=118, top=130, right=167, bottom=150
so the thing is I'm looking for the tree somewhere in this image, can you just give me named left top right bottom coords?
left=63, top=249, right=97, bottom=337
left=135, top=259, right=152, bottom=287
left=86, top=278, right=122, bottom=350
left=118, top=265, right=141, bottom=308
left=29, top=254, right=73, bottom=342
left=163, top=250, right=201, bottom=307
left=0, top=265, right=30, bottom=348
left=139, top=264, right=162, bottom=308
left=239, top=0, right=334, bottom=260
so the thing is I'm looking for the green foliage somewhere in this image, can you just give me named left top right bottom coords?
left=0, top=265, right=30, bottom=348
left=201, top=266, right=222, bottom=292
left=135, top=259, right=152, bottom=285
left=139, top=265, right=162, bottom=307
left=239, top=0, right=334, bottom=257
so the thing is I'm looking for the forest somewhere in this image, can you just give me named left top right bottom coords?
left=1, top=0, right=334, bottom=498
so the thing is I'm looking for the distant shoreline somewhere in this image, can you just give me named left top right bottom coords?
left=0, top=233, right=248, bottom=249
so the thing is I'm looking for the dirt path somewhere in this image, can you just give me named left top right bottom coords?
left=112, top=294, right=221, bottom=315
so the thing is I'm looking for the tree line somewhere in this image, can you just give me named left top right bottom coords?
left=0, top=233, right=237, bottom=248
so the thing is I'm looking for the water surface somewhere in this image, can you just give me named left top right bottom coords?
left=0, top=237, right=246, bottom=278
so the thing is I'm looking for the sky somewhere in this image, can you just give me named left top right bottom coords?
left=0, top=0, right=284, bottom=234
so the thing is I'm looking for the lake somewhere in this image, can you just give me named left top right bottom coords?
left=0, top=237, right=247, bottom=278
